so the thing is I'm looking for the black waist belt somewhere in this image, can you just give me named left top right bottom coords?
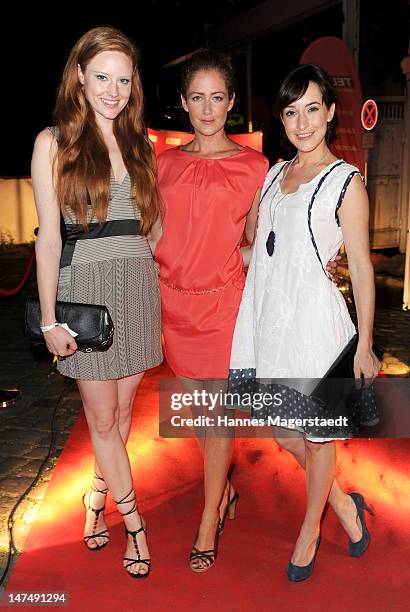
left=60, top=219, right=141, bottom=268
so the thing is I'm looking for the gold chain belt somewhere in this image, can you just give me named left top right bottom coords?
left=159, top=276, right=226, bottom=295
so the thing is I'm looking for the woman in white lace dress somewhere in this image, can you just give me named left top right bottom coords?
left=229, top=64, right=380, bottom=581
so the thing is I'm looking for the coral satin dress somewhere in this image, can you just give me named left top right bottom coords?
left=155, top=145, right=268, bottom=378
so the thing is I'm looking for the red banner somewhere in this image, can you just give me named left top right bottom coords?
left=301, top=36, right=364, bottom=174
left=147, top=128, right=263, bottom=156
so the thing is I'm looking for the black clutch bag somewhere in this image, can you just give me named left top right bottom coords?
left=308, top=334, right=358, bottom=405
left=24, top=297, right=114, bottom=353
left=310, top=335, right=382, bottom=405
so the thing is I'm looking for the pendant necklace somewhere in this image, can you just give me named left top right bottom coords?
left=266, top=151, right=329, bottom=257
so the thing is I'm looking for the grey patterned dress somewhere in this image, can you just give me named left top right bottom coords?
left=56, top=172, right=163, bottom=380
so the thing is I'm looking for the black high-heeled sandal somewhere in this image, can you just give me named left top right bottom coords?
left=116, top=489, right=151, bottom=579
left=189, top=525, right=220, bottom=573
left=348, top=492, right=374, bottom=557
left=82, top=473, right=109, bottom=551
left=218, top=483, right=239, bottom=535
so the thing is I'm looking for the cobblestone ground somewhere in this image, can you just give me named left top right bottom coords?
left=0, top=245, right=409, bottom=591
left=0, top=245, right=81, bottom=590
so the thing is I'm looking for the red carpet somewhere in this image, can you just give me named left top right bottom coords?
left=4, top=364, right=410, bottom=611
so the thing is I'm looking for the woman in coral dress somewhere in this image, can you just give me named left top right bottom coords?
left=152, top=50, right=268, bottom=572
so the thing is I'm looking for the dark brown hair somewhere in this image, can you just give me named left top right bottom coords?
left=275, top=63, right=338, bottom=145
left=180, top=49, right=235, bottom=99
left=53, top=26, right=160, bottom=233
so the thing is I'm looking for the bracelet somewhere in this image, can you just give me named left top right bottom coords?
left=40, top=322, right=59, bottom=333
left=40, top=322, right=78, bottom=338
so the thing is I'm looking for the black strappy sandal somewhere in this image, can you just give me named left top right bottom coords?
left=189, top=526, right=220, bottom=573
left=218, top=483, right=239, bottom=535
left=82, top=474, right=109, bottom=551
left=116, top=489, right=151, bottom=579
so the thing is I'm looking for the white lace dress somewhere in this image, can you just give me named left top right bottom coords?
left=229, top=159, right=372, bottom=440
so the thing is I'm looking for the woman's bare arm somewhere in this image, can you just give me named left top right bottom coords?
left=338, top=175, right=380, bottom=379
left=241, top=188, right=261, bottom=267
left=31, top=129, right=77, bottom=356
left=147, top=215, right=163, bottom=256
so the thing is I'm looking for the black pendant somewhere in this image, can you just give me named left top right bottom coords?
left=266, top=230, right=276, bottom=256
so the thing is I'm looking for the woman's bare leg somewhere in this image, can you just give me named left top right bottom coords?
left=179, top=375, right=235, bottom=513
left=274, top=434, right=362, bottom=542
left=179, top=376, right=235, bottom=569
left=92, top=372, right=144, bottom=480
left=290, top=440, right=335, bottom=566
left=79, top=376, right=149, bottom=575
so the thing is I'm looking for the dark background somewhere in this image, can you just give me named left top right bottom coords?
left=0, top=1, right=408, bottom=176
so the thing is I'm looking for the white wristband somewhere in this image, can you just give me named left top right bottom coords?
left=40, top=322, right=78, bottom=337
left=40, top=322, right=59, bottom=332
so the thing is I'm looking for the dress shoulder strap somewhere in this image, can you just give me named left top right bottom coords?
left=335, top=170, right=362, bottom=225
left=307, top=161, right=346, bottom=280
left=47, top=126, right=59, bottom=139
left=259, top=161, right=291, bottom=205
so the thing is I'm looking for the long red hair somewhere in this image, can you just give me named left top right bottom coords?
left=53, top=26, right=160, bottom=234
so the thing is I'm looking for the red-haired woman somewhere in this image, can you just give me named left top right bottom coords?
left=31, top=26, right=162, bottom=578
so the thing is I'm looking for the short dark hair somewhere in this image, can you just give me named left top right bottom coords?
left=180, top=49, right=236, bottom=100
left=275, top=63, right=338, bottom=144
